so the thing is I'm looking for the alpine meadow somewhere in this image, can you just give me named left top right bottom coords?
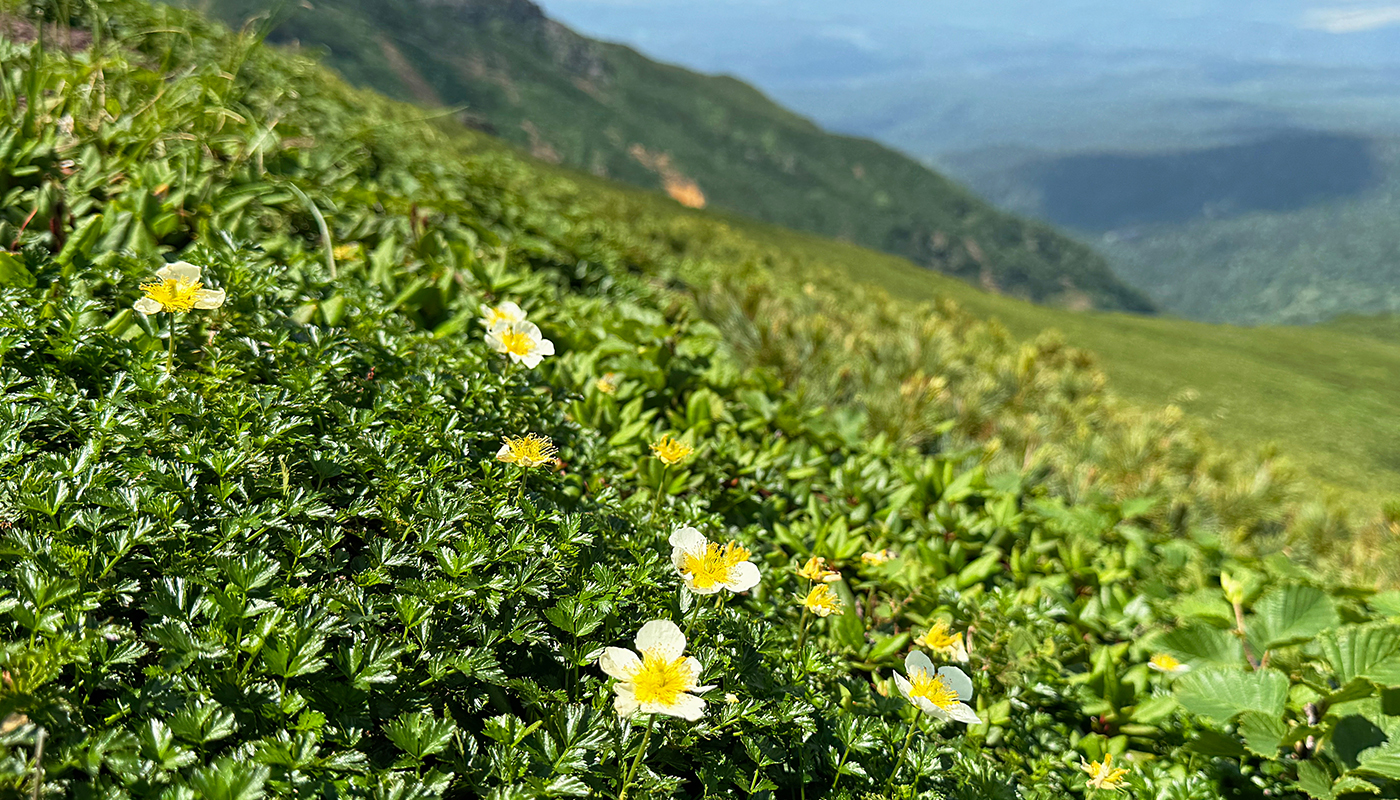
left=5, top=2, right=1400, bottom=800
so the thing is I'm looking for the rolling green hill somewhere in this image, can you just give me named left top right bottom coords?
left=168, top=0, right=1155, bottom=313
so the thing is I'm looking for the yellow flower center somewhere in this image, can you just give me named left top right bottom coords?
left=681, top=541, right=751, bottom=590
left=1083, top=753, right=1129, bottom=789
left=917, top=621, right=961, bottom=651
left=501, top=329, right=535, bottom=356
left=631, top=649, right=691, bottom=707
left=1150, top=654, right=1181, bottom=671
left=650, top=436, right=693, bottom=465
left=797, top=556, right=840, bottom=582
left=802, top=584, right=843, bottom=617
left=907, top=670, right=960, bottom=711
left=139, top=278, right=203, bottom=313
left=500, top=434, right=557, bottom=467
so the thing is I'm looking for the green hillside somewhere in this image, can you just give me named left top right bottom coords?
left=694, top=217, right=1400, bottom=510
left=7, top=2, right=1400, bottom=798
left=167, top=0, right=1155, bottom=314
left=1096, top=137, right=1400, bottom=324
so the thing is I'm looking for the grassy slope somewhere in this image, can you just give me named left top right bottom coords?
left=681, top=211, right=1400, bottom=504
left=170, top=0, right=1156, bottom=313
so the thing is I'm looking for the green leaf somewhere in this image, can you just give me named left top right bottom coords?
left=1372, top=592, right=1400, bottom=619
left=1187, top=729, right=1248, bottom=758
left=1320, top=625, right=1400, bottom=687
left=1158, top=622, right=1245, bottom=667
left=0, top=252, right=34, bottom=288
left=1355, top=742, right=1400, bottom=780
left=1296, top=760, right=1336, bottom=798
left=1249, top=585, right=1338, bottom=650
left=1174, top=667, right=1289, bottom=724
left=1238, top=710, right=1287, bottom=757
left=385, top=712, right=457, bottom=762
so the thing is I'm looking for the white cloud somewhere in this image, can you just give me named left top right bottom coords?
left=1303, top=4, right=1400, bottom=33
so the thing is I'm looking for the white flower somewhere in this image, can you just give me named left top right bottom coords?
left=480, top=301, right=526, bottom=330
left=1148, top=654, right=1191, bottom=675
left=485, top=319, right=555, bottom=368
left=134, top=262, right=226, bottom=315
left=669, top=526, right=761, bottom=596
left=892, top=651, right=981, bottom=724
left=598, top=620, right=712, bottom=720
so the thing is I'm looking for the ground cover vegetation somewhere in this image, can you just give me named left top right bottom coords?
left=4, top=2, right=1400, bottom=798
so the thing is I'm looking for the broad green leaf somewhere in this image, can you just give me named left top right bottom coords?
left=1187, top=729, right=1248, bottom=758
left=1296, top=760, right=1336, bottom=799
left=1158, top=622, right=1245, bottom=667
left=1320, top=625, right=1400, bottom=687
left=1249, top=585, right=1338, bottom=650
left=1238, top=710, right=1286, bottom=757
left=0, top=252, right=34, bottom=288
left=1174, top=667, right=1288, bottom=724
left=1355, top=743, right=1400, bottom=781
left=1372, top=592, right=1400, bottom=620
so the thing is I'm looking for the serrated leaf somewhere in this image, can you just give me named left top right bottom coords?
left=1249, top=585, right=1338, bottom=650
left=1158, top=623, right=1245, bottom=667
left=1320, top=625, right=1400, bottom=687
left=1354, top=742, right=1400, bottom=781
left=1187, top=729, right=1248, bottom=758
left=1372, top=592, right=1400, bottom=620
left=1237, top=710, right=1286, bottom=756
left=1174, top=667, right=1288, bottom=724
left=1296, top=760, right=1336, bottom=798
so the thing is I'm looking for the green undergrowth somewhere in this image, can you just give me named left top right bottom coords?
left=3, top=2, right=1400, bottom=798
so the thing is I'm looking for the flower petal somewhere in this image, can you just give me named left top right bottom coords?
left=537, top=338, right=555, bottom=356
left=134, top=297, right=162, bottom=315
left=650, top=692, right=705, bottom=721
left=669, top=526, right=709, bottom=554
left=193, top=288, right=226, bottom=309
left=499, top=301, right=524, bottom=320
left=518, top=321, right=542, bottom=340
left=905, top=650, right=936, bottom=679
left=635, top=619, right=686, bottom=660
left=937, top=666, right=974, bottom=701
left=485, top=331, right=505, bottom=351
left=599, top=647, right=641, bottom=680
left=682, top=574, right=722, bottom=595
left=892, top=671, right=912, bottom=701
left=521, top=352, right=543, bottom=369
left=612, top=684, right=640, bottom=718
left=948, top=702, right=982, bottom=724
left=921, top=700, right=952, bottom=721
left=159, top=261, right=202, bottom=283
left=722, top=560, right=761, bottom=593
left=680, top=656, right=703, bottom=690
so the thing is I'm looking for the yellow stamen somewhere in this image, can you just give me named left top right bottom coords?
left=498, top=434, right=557, bottom=468
left=650, top=435, right=694, bottom=466
left=915, top=620, right=961, bottom=651
left=501, top=330, right=535, bottom=356
left=681, top=541, right=751, bottom=590
left=631, top=649, right=691, bottom=707
left=907, top=670, right=959, bottom=711
left=797, top=556, right=840, bottom=583
left=1153, top=654, right=1179, bottom=670
left=802, top=584, right=843, bottom=617
left=139, top=278, right=203, bottom=313
left=1082, top=753, right=1130, bottom=790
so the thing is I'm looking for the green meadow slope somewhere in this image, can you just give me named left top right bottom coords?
left=167, top=0, right=1155, bottom=313
left=699, top=217, right=1400, bottom=506
left=7, top=3, right=1400, bottom=798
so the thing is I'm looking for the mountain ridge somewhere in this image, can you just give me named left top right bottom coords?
left=174, top=0, right=1156, bottom=313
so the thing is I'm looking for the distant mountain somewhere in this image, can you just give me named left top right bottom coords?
left=170, top=0, right=1155, bottom=312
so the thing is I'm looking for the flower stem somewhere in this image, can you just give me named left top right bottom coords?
left=682, top=592, right=705, bottom=640
left=830, top=738, right=853, bottom=791
left=650, top=465, right=669, bottom=520
left=795, top=607, right=811, bottom=655
left=887, top=716, right=920, bottom=793
left=619, top=714, right=654, bottom=800
left=166, top=312, right=176, bottom=373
